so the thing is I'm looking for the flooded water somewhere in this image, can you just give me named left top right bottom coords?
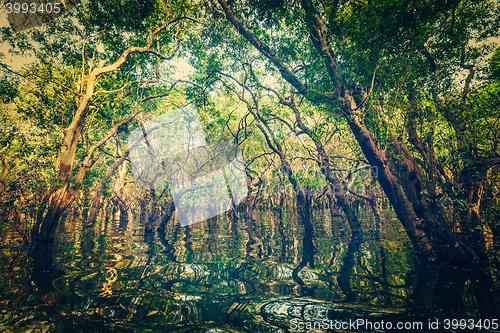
left=1, top=209, right=499, bottom=332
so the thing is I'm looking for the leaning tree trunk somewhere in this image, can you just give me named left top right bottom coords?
left=32, top=184, right=77, bottom=242
left=31, top=27, right=181, bottom=243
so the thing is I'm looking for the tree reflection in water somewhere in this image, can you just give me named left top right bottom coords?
left=0, top=209, right=499, bottom=332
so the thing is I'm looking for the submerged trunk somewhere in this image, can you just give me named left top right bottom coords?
left=86, top=183, right=104, bottom=234
left=341, top=104, right=439, bottom=264
left=286, top=96, right=362, bottom=236
left=337, top=232, right=363, bottom=302
left=81, top=187, right=91, bottom=222
left=455, top=163, right=489, bottom=263
left=32, top=185, right=77, bottom=242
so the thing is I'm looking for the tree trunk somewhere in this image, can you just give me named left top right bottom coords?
left=32, top=33, right=179, bottom=243
left=32, top=184, right=76, bottom=242
left=86, top=183, right=104, bottom=234
left=81, top=186, right=91, bottom=222
left=455, top=163, right=489, bottom=263
left=282, top=95, right=362, bottom=236
left=341, top=107, right=438, bottom=264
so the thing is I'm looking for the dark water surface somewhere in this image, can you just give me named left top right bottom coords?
left=1, top=209, right=499, bottom=332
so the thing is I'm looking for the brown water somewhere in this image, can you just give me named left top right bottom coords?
left=1, top=209, right=499, bottom=332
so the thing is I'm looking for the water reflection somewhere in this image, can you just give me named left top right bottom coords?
left=0, top=209, right=499, bottom=332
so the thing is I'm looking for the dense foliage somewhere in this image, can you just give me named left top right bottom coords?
left=0, top=0, right=499, bottom=268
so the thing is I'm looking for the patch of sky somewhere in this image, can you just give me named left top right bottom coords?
left=163, top=57, right=196, bottom=81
